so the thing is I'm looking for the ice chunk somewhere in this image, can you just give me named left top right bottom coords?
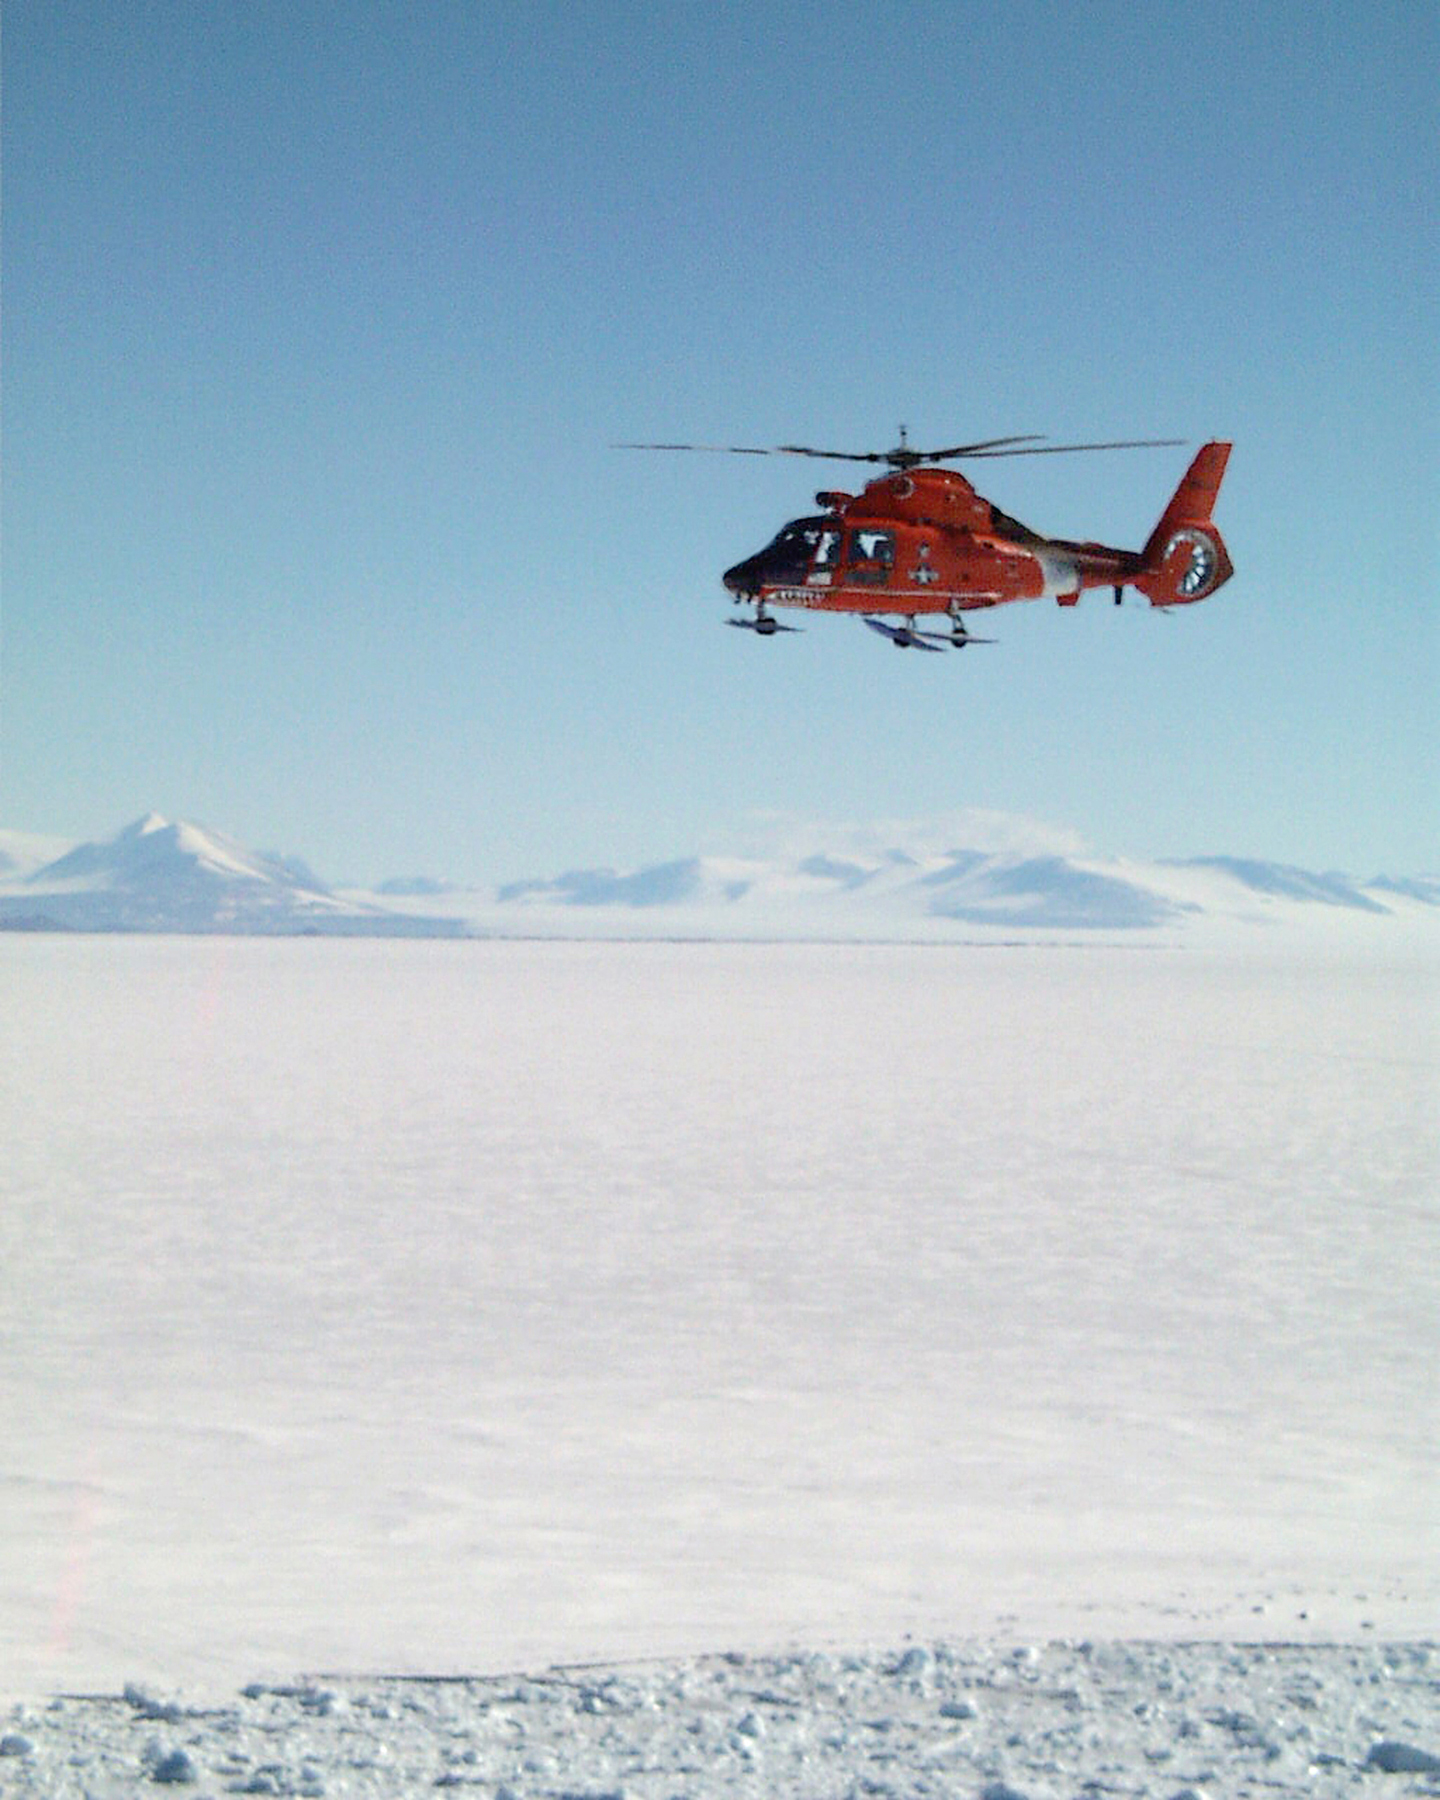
left=149, top=1746, right=197, bottom=1784
left=1365, top=1741, right=1440, bottom=1774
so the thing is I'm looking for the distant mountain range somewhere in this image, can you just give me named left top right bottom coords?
left=488, top=845, right=1439, bottom=938
left=1, top=812, right=1436, bottom=941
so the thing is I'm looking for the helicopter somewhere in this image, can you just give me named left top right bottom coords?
left=622, top=430, right=1233, bottom=649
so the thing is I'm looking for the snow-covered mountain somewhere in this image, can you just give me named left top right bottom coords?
left=3, top=811, right=1436, bottom=941
left=494, top=847, right=1183, bottom=930
left=0, top=814, right=463, bottom=936
left=485, top=840, right=1438, bottom=940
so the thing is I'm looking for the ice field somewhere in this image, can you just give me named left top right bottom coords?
left=2, top=937, right=1436, bottom=1742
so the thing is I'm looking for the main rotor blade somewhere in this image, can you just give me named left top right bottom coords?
left=910, top=435, right=1048, bottom=459
left=616, top=435, right=1185, bottom=467
left=614, top=441, right=773, bottom=455
left=960, top=438, right=1184, bottom=458
left=773, top=436, right=1050, bottom=464
left=617, top=439, right=907, bottom=464
left=775, top=445, right=898, bottom=462
left=616, top=439, right=1046, bottom=465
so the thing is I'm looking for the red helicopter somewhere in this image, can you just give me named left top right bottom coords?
left=624, top=430, right=1233, bottom=648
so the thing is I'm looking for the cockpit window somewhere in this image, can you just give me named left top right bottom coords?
left=811, top=527, right=844, bottom=570
left=848, top=529, right=895, bottom=566
left=837, top=528, right=895, bottom=585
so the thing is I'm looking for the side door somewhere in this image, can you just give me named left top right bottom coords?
left=844, top=527, right=896, bottom=587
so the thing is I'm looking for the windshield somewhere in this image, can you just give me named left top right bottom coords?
left=767, top=516, right=827, bottom=554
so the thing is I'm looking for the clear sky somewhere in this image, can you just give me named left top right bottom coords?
left=4, top=0, right=1436, bottom=883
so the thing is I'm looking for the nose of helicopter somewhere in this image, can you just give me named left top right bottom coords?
left=723, top=555, right=761, bottom=597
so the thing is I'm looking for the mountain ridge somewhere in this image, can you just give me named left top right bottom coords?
left=2, top=813, right=1436, bottom=941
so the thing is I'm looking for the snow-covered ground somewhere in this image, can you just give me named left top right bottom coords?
left=2, top=936, right=1436, bottom=1788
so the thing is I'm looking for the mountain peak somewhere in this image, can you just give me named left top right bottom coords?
left=0, top=813, right=468, bottom=937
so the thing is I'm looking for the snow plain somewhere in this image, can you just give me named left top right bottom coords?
left=2, top=935, right=1436, bottom=1791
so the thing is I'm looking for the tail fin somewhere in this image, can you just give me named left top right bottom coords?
left=1136, top=441, right=1234, bottom=605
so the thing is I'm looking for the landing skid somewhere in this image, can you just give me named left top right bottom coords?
left=863, top=616, right=996, bottom=651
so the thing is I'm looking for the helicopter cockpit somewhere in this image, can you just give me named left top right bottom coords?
left=722, top=514, right=831, bottom=597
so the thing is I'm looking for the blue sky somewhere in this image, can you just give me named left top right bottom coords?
left=4, top=0, right=1436, bottom=882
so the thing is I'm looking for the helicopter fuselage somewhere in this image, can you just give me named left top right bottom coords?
left=724, top=452, right=1231, bottom=628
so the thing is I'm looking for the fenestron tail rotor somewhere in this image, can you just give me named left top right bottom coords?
left=617, top=426, right=1182, bottom=471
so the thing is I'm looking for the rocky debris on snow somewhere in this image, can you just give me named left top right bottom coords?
left=124, top=1683, right=186, bottom=1724
left=3, top=1640, right=1437, bottom=1798
left=145, top=1743, right=197, bottom=1783
left=1365, top=1738, right=1440, bottom=1774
